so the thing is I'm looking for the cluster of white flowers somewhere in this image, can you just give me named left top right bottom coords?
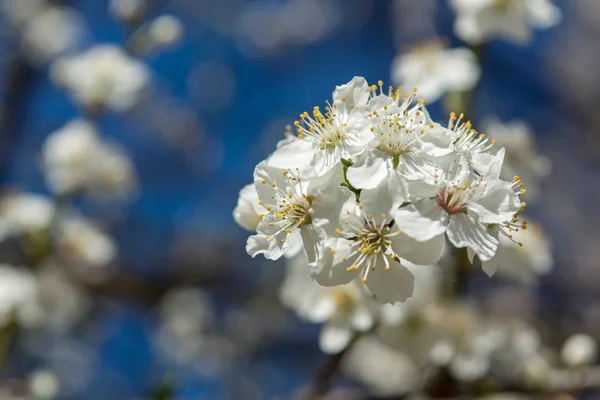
left=235, top=77, right=528, bottom=304
left=392, top=41, right=481, bottom=103
left=42, top=119, right=137, bottom=198
left=450, top=0, right=562, bottom=44
left=1, top=0, right=85, bottom=65
left=50, top=44, right=150, bottom=112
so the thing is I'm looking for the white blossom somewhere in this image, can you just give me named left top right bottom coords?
left=246, top=162, right=347, bottom=264
left=0, top=264, right=39, bottom=328
left=450, top=0, right=562, bottom=44
left=281, top=252, right=376, bottom=354
left=20, top=5, right=84, bottom=65
left=561, top=333, right=597, bottom=367
left=148, top=15, right=184, bottom=48
left=313, top=183, right=445, bottom=304
left=393, top=155, right=523, bottom=266
left=109, top=0, right=145, bottom=21
left=392, top=42, right=480, bottom=103
left=268, top=77, right=373, bottom=176
left=50, top=44, right=150, bottom=111
left=237, top=76, right=533, bottom=304
left=42, top=119, right=137, bottom=198
left=346, top=85, right=441, bottom=192
left=0, top=192, right=54, bottom=241
left=57, top=216, right=117, bottom=270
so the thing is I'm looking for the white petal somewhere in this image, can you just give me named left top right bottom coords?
left=346, top=150, right=387, bottom=190
left=332, top=76, right=370, bottom=112
left=246, top=234, right=284, bottom=260
left=364, top=257, right=414, bottom=304
left=283, top=229, right=304, bottom=258
left=393, top=198, right=449, bottom=241
left=267, top=139, right=315, bottom=169
left=319, top=323, right=352, bottom=354
left=305, top=295, right=337, bottom=323
left=358, top=181, right=394, bottom=218
left=300, top=225, right=327, bottom=265
left=481, top=257, right=499, bottom=277
left=446, top=213, right=499, bottom=262
left=351, top=305, right=374, bottom=332
left=391, top=231, right=446, bottom=266
left=311, top=238, right=359, bottom=286
left=233, top=184, right=261, bottom=231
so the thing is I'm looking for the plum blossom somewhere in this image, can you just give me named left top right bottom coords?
left=268, top=77, right=373, bottom=176
left=50, top=44, right=150, bottom=111
left=450, top=0, right=562, bottom=44
left=0, top=192, right=54, bottom=241
left=237, top=76, right=533, bottom=303
left=42, top=119, right=137, bottom=198
left=346, top=85, right=440, bottom=192
left=246, top=161, right=347, bottom=264
left=393, top=156, right=523, bottom=264
left=313, top=184, right=445, bottom=304
left=0, top=264, right=40, bottom=328
left=392, top=42, right=480, bottom=103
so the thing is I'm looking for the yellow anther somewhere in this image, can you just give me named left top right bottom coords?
left=331, top=249, right=336, bottom=255
left=261, top=179, right=266, bottom=184
left=335, top=228, right=341, bottom=234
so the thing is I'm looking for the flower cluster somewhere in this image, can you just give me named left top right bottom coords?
left=235, top=77, right=527, bottom=304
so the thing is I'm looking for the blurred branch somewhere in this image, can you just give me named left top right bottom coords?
left=300, top=333, right=361, bottom=399
left=0, top=55, right=34, bottom=180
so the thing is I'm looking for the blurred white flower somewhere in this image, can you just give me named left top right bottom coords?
left=561, top=333, right=597, bottom=367
left=0, top=0, right=45, bottom=25
left=50, top=44, right=150, bottom=111
left=42, top=119, right=137, bottom=198
left=483, top=118, right=551, bottom=202
left=109, top=0, right=145, bottom=21
left=28, top=369, right=60, bottom=399
left=155, top=287, right=233, bottom=376
left=343, top=335, right=423, bottom=396
left=481, top=218, right=552, bottom=283
left=32, top=265, right=90, bottom=332
left=450, top=0, right=562, bottom=44
left=57, top=216, right=117, bottom=270
left=0, top=264, right=39, bottom=328
left=148, top=15, right=184, bottom=48
left=280, top=252, right=376, bottom=354
left=392, top=42, right=480, bottom=103
left=430, top=304, right=506, bottom=382
left=21, top=5, right=84, bottom=65
left=380, top=262, right=442, bottom=325
left=0, top=192, right=54, bottom=241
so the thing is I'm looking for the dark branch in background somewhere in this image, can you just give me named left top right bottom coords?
left=298, top=333, right=361, bottom=399
left=0, top=52, right=34, bottom=180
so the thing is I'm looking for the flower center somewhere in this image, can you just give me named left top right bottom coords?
left=294, top=105, right=349, bottom=150
left=275, top=195, right=313, bottom=226
left=435, top=187, right=469, bottom=215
